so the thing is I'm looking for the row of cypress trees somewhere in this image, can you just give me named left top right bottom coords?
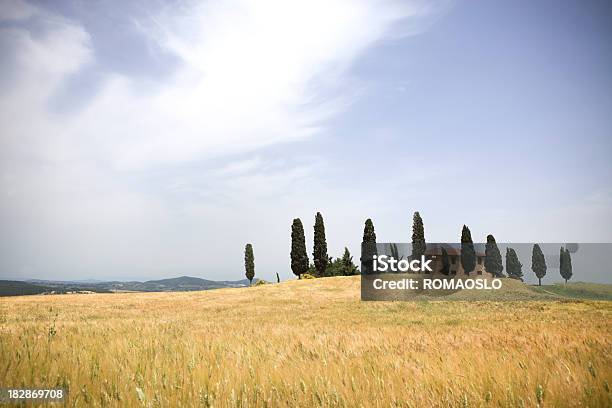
left=360, top=213, right=573, bottom=285
left=531, top=244, right=573, bottom=285
left=290, top=213, right=359, bottom=279
left=247, top=212, right=574, bottom=285
left=244, top=213, right=334, bottom=281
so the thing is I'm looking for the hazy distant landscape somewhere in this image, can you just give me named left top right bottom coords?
left=0, top=276, right=255, bottom=297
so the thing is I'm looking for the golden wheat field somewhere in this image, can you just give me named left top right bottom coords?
left=1, top=276, right=611, bottom=407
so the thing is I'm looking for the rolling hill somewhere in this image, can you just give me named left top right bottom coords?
left=0, top=275, right=609, bottom=407
left=0, top=280, right=55, bottom=296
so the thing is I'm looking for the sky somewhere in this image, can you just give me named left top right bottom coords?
left=0, top=0, right=611, bottom=283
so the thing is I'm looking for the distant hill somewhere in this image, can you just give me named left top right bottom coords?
left=26, top=278, right=106, bottom=284
left=5, top=275, right=607, bottom=300
left=109, top=276, right=254, bottom=292
left=147, top=276, right=218, bottom=286
left=0, top=281, right=55, bottom=296
left=0, top=276, right=258, bottom=297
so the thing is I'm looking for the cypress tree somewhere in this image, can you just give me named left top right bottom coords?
left=313, top=212, right=328, bottom=277
left=531, top=243, right=547, bottom=286
left=484, top=234, right=504, bottom=277
left=566, top=249, right=573, bottom=282
left=460, top=225, right=476, bottom=274
left=505, top=247, right=523, bottom=280
left=290, top=218, right=309, bottom=279
left=244, top=243, right=255, bottom=284
left=361, top=219, right=377, bottom=274
left=560, top=247, right=573, bottom=283
left=411, top=211, right=426, bottom=260
left=441, top=247, right=450, bottom=275
left=363, top=219, right=376, bottom=243
left=559, top=247, right=565, bottom=282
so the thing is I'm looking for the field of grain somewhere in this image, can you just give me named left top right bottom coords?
left=1, top=276, right=611, bottom=407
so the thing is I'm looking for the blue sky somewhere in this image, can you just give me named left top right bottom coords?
left=0, top=0, right=611, bottom=282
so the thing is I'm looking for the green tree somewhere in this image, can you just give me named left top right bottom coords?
left=361, top=219, right=377, bottom=275
left=313, top=212, right=329, bottom=277
left=560, top=247, right=573, bottom=283
left=440, top=247, right=450, bottom=275
left=559, top=247, right=565, bottom=283
left=411, top=211, right=426, bottom=260
left=340, top=247, right=359, bottom=276
left=460, top=225, right=476, bottom=274
left=531, top=244, right=547, bottom=286
left=484, top=234, right=504, bottom=277
left=290, top=218, right=309, bottom=279
left=244, top=243, right=255, bottom=284
left=363, top=219, right=376, bottom=243
left=505, top=247, right=523, bottom=280
left=312, top=257, right=333, bottom=277
left=565, top=248, right=573, bottom=283
left=323, top=248, right=360, bottom=277
left=307, top=262, right=318, bottom=276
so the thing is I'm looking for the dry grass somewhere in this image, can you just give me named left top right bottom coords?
left=1, top=276, right=610, bottom=407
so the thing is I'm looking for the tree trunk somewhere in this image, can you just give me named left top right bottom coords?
left=298, top=274, right=301, bottom=280
left=565, top=278, right=567, bottom=284
left=538, top=278, right=541, bottom=286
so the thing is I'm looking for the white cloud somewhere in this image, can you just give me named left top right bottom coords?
left=105, top=0, right=423, bottom=168
left=2, top=0, right=425, bottom=170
